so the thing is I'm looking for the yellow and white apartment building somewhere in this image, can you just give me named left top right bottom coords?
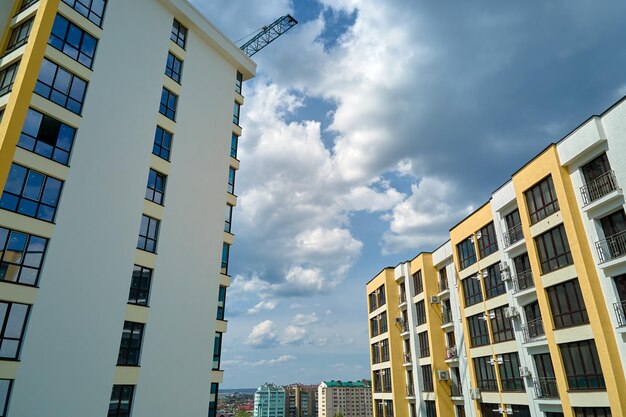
left=0, top=0, right=255, bottom=416
left=367, top=95, right=626, bottom=417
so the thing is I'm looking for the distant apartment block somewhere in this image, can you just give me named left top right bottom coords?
left=255, top=383, right=286, bottom=417
left=318, top=380, right=373, bottom=417
left=284, top=384, right=318, bottom=417
left=366, top=96, right=626, bottom=417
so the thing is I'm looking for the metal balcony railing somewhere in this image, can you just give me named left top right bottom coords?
left=450, top=382, right=463, bottom=397
left=533, top=377, right=559, bottom=399
left=580, top=170, right=619, bottom=205
left=512, top=270, right=534, bottom=293
left=399, top=292, right=407, bottom=304
left=442, top=309, right=454, bottom=325
left=403, top=352, right=412, bottom=364
left=503, top=223, right=523, bottom=247
left=522, top=318, right=545, bottom=343
left=400, top=321, right=409, bottom=333
left=406, top=383, right=415, bottom=397
left=596, top=230, right=626, bottom=263
left=445, top=346, right=458, bottom=360
left=438, top=279, right=449, bottom=292
left=614, top=301, right=626, bottom=327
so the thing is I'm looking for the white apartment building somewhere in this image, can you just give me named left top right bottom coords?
left=318, top=380, right=373, bottom=417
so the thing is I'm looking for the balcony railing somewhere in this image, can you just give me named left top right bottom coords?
left=522, top=318, right=545, bottom=343
left=442, top=309, right=454, bottom=325
left=512, top=270, right=534, bottom=293
left=596, top=230, right=626, bottom=263
left=400, top=321, right=410, bottom=333
left=614, top=301, right=626, bottom=327
left=503, top=223, right=523, bottom=247
left=580, top=170, right=619, bottom=205
left=403, top=352, right=412, bottom=364
left=445, top=346, right=458, bottom=360
left=533, top=377, right=559, bottom=399
left=450, top=382, right=463, bottom=397
left=399, top=292, right=407, bottom=304
left=406, top=383, right=415, bottom=397
left=438, top=279, right=449, bottom=292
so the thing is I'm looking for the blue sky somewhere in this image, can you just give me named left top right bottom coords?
left=190, top=0, right=626, bottom=388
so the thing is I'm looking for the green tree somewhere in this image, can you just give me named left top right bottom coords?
left=235, top=410, right=252, bottom=417
left=334, top=412, right=344, bottom=417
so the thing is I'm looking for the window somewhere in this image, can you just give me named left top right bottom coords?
left=473, top=356, right=497, bottom=391
left=170, top=19, right=187, bottom=49
left=231, top=133, right=239, bottom=158
left=117, top=321, right=144, bottom=366
left=165, top=52, right=183, bottom=83
left=368, top=292, right=377, bottom=312
left=0, top=62, right=19, bottom=97
left=371, top=342, right=380, bottom=364
left=0, top=301, right=30, bottom=359
left=233, top=101, right=241, bottom=125
left=217, top=286, right=226, bottom=320
left=415, top=300, right=426, bottom=325
left=525, top=176, right=559, bottom=224
left=425, top=401, right=436, bottom=417
left=0, top=227, right=47, bottom=286
left=62, top=0, right=107, bottom=27
left=6, top=18, right=33, bottom=53
left=153, top=126, right=173, bottom=161
left=370, top=316, right=378, bottom=336
left=413, top=270, right=423, bottom=294
left=560, top=339, right=605, bottom=390
left=145, top=169, right=166, bottom=205
left=382, top=368, right=392, bottom=392
left=0, top=163, right=63, bottom=222
left=128, top=265, right=151, bottom=306
left=0, top=379, right=11, bottom=417
left=221, top=242, right=230, bottom=274
left=510, top=405, right=531, bottom=417
left=490, top=305, right=514, bottom=343
left=384, top=399, right=393, bottom=417
left=462, top=277, right=483, bottom=307
left=227, top=167, right=236, bottom=194
left=380, top=338, right=389, bottom=361
left=19, top=0, right=39, bottom=12
left=235, top=71, right=243, bottom=94
left=421, top=364, right=433, bottom=391
left=504, top=209, right=523, bottom=245
left=379, top=311, right=388, bottom=334
left=573, top=408, right=612, bottom=417
left=535, top=224, right=573, bottom=273
left=19, top=108, right=76, bottom=165
left=418, top=331, right=429, bottom=357
left=547, top=278, right=588, bottom=329
left=213, top=332, right=222, bottom=369
left=484, top=263, right=505, bottom=299
left=108, top=385, right=134, bottom=417
left=477, top=222, right=498, bottom=258
left=467, top=313, right=489, bottom=347
left=34, top=59, right=87, bottom=114
left=498, top=352, right=524, bottom=391
left=159, top=87, right=178, bottom=120
left=49, top=14, right=98, bottom=68
left=457, top=237, right=477, bottom=269
left=137, top=215, right=159, bottom=253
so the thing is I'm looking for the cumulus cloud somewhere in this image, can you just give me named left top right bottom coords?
left=246, top=320, right=278, bottom=348
left=223, top=355, right=296, bottom=368
left=247, top=300, right=278, bottom=315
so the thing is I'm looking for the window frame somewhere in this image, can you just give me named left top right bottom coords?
left=6, top=17, right=33, bottom=53
left=473, top=356, right=498, bottom=392
left=159, top=87, right=178, bottom=121
left=164, top=51, right=183, bottom=84
left=462, top=277, right=483, bottom=307
left=34, top=58, right=88, bottom=114
left=547, top=278, right=589, bottom=329
left=560, top=339, right=605, bottom=391
left=137, top=214, right=159, bottom=253
left=170, top=19, right=188, bottom=49
left=0, top=379, right=11, bottom=417
left=421, top=364, right=434, bottom=392
left=412, top=270, right=423, bottom=294
left=498, top=352, right=524, bottom=392
left=490, top=305, right=515, bottom=343
left=484, top=262, right=506, bottom=299
left=0, top=301, right=31, bottom=359
left=108, top=384, right=134, bottom=417
left=117, top=321, right=144, bottom=366
left=62, top=0, right=107, bottom=27
left=457, top=237, right=477, bottom=270
left=415, top=300, right=426, bottom=325
left=0, top=62, right=19, bottom=97
left=0, top=226, right=48, bottom=287
left=128, top=265, right=152, bottom=306
left=48, top=13, right=98, bottom=68
left=477, top=222, right=498, bottom=258
left=535, top=224, right=573, bottom=274
left=153, top=126, right=173, bottom=161
left=217, top=286, right=226, bottom=320
left=145, top=169, right=166, bottom=205
left=18, top=108, right=76, bottom=166
left=467, top=313, right=490, bottom=347
left=525, top=175, right=559, bottom=224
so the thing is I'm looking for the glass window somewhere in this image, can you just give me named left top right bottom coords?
left=510, top=405, right=531, bottom=417
left=0, top=163, right=63, bottom=222
left=128, top=265, right=152, bottom=306
left=108, top=385, right=134, bottom=417
left=418, top=331, right=429, bottom=357
left=224, top=205, right=233, bottom=233
left=379, top=311, right=388, bottom=334
left=413, top=270, right=423, bottom=294
left=462, top=277, right=483, bottom=307
left=560, top=339, right=605, bottom=390
left=457, top=237, right=477, bottom=269
left=231, top=133, right=239, bottom=159
left=159, top=87, right=178, bottom=120
left=49, top=14, right=98, bottom=68
left=473, top=356, right=498, bottom=391
left=535, top=224, right=573, bottom=273
left=415, top=300, right=426, bottom=325
left=63, top=0, right=107, bottom=27
left=235, top=71, right=243, bottom=94
left=164, top=52, right=183, bottom=83
left=490, top=305, right=514, bottom=343
left=153, top=126, right=173, bottom=161
left=221, top=242, right=230, bottom=274
left=217, top=286, right=226, bottom=320
left=504, top=209, right=523, bottom=245
left=34, top=59, right=87, bottom=114
left=525, top=175, right=559, bottom=224
left=0, top=379, right=11, bottom=417
left=467, top=313, right=489, bottom=347
left=547, top=279, right=588, bottom=329
left=227, top=167, right=236, bottom=194
left=6, top=18, right=33, bottom=53
left=137, top=214, right=159, bottom=253
left=145, top=169, right=166, bottom=205
left=117, top=321, right=144, bottom=366
left=213, top=332, right=222, bottom=369
left=377, top=285, right=386, bottom=306
left=498, top=352, right=524, bottom=391
left=380, top=338, right=389, bottom=361
left=0, top=62, right=19, bottom=97
left=477, top=222, right=498, bottom=258
left=19, top=0, right=39, bottom=12
left=0, top=226, right=48, bottom=286
left=368, top=291, right=377, bottom=312
left=421, top=364, right=433, bottom=391
left=425, top=401, right=436, bottom=417
left=573, top=408, right=612, bottom=417
left=0, top=302, right=30, bottom=359
left=170, top=19, right=187, bottom=49
left=484, top=262, right=505, bottom=299
left=370, top=316, right=378, bottom=337
left=19, top=108, right=76, bottom=165
left=233, top=101, right=241, bottom=125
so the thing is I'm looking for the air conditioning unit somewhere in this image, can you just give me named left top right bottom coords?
left=436, top=370, right=449, bottom=381
left=519, top=366, right=532, bottom=378
left=498, top=408, right=513, bottom=415
left=469, top=388, right=481, bottom=400
left=395, top=317, right=404, bottom=324
left=489, top=356, right=503, bottom=366
left=429, top=296, right=440, bottom=304
left=482, top=270, right=489, bottom=278
left=475, top=231, right=482, bottom=240
left=470, top=236, right=475, bottom=244
left=504, top=306, right=519, bottom=319
left=480, top=312, right=495, bottom=321
left=499, top=263, right=509, bottom=273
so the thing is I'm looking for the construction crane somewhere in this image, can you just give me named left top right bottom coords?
left=239, top=15, right=298, bottom=57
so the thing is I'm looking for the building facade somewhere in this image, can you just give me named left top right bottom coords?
left=254, top=383, right=286, bottom=417
left=284, top=384, right=318, bottom=417
left=0, top=0, right=255, bottom=416
left=366, top=96, right=626, bottom=417
left=318, top=380, right=373, bottom=417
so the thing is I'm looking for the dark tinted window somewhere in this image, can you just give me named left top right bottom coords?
left=19, top=108, right=76, bottom=165
left=525, top=176, right=559, bottom=224
left=535, top=225, right=573, bottom=273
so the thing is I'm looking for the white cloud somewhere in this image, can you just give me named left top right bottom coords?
left=247, top=300, right=278, bottom=315
left=280, top=325, right=308, bottom=345
left=291, top=313, right=319, bottom=326
left=246, top=320, right=278, bottom=348
left=222, top=355, right=296, bottom=368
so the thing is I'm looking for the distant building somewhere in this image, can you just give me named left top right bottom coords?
left=254, top=383, right=286, bottom=417
left=318, top=380, right=373, bottom=417
left=284, top=384, right=318, bottom=417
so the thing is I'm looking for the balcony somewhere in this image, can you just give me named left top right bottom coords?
left=438, top=279, right=449, bottom=293
left=533, top=377, right=559, bottom=399
left=522, top=318, right=545, bottom=343
left=406, top=383, right=415, bottom=397
left=614, top=301, right=626, bottom=327
left=503, top=223, right=523, bottom=247
left=580, top=170, right=619, bottom=205
left=512, top=270, right=534, bottom=293
left=399, top=292, right=407, bottom=305
left=450, top=382, right=463, bottom=397
left=445, top=346, right=458, bottom=361
left=403, top=352, right=412, bottom=365
left=442, top=309, right=454, bottom=325
left=400, top=321, right=410, bottom=334
left=596, top=230, right=626, bottom=263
